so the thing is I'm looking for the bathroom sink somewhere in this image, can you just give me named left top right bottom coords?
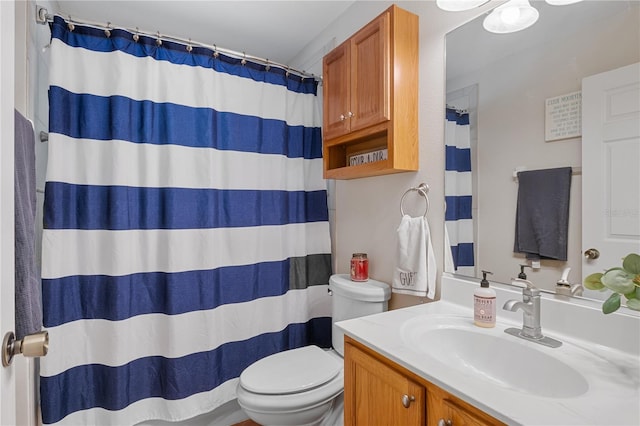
left=400, top=315, right=590, bottom=398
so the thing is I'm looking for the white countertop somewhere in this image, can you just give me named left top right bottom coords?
left=336, top=275, right=640, bottom=426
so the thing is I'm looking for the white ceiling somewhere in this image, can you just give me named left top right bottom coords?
left=53, top=0, right=357, bottom=66
left=52, top=1, right=633, bottom=80
left=446, top=0, right=636, bottom=82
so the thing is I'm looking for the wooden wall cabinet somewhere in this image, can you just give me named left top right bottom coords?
left=322, top=5, right=419, bottom=179
left=344, top=336, right=505, bottom=426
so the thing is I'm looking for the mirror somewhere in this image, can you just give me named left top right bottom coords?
left=444, top=0, right=640, bottom=299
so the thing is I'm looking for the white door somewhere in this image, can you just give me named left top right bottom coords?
left=582, top=62, right=640, bottom=300
left=0, top=0, right=17, bottom=424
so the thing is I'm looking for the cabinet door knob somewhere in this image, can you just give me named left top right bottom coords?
left=401, top=394, right=415, bottom=408
left=347, top=111, right=354, bottom=118
left=339, top=114, right=346, bottom=121
left=437, top=419, right=453, bottom=426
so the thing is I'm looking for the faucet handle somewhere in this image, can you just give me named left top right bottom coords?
left=556, top=267, right=571, bottom=286
left=511, top=278, right=540, bottom=295
left=511, top=278, right=535, bottom=289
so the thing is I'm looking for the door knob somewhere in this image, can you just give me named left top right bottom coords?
left=401, top=394, right=415, bottom=408
left=2, top=331, right=49, bottom=367
left=584, top=248, right=600, bottom=260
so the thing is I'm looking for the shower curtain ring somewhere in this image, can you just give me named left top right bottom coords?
left=67, top=16, right=75, bottom=31
left=186, top=39, right=193, bottom=53
left=241, top=52, right=247, bottom=66
left=133, top=27, right=140, bottom=42
left=265, top=59, right=270, bottom=72
left=156, top=32, right=162, bottom=46
left=213, top=45, right=219, bottom=58
left=104, top=22, right=111, bottom=38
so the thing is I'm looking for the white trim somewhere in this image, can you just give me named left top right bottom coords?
left=0, top=1, right=17, bottom=424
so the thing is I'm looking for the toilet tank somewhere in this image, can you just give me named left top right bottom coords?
left=329, top=274, right=391, bottom=356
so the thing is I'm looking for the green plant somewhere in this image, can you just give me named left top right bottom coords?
left=584, top=253, right=640, bottom=314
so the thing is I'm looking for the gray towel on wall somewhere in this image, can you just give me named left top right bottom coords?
left=14, top=109, right=42, bottom=340
left=514, top=167, right=572, bottom=261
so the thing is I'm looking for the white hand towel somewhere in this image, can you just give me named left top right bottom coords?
left=393, top=215, right=437, bottom=299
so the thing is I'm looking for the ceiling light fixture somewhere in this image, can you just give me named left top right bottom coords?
left=483, top=0, right=539, bottom=34
left=436, top=0, right=490, bottom=12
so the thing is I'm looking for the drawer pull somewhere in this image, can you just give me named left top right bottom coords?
left=438, top=419, right=453, bottom=426
left=401, top=394, right=415, bottom=408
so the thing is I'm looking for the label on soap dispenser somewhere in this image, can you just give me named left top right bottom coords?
left=474, top=295, right=496, bottom=327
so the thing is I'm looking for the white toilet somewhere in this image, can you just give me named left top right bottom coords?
left=236, top=274, right=391, bottom=426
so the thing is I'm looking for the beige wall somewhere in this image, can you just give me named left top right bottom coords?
left=291, top=1, right=499, bottom=309
left=292, top=0, right=640, bottom=306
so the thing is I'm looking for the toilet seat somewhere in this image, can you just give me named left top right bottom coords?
left=240, top=346, right=341, bottom=395
left=237, top=346, right=344, bottom=414
left=237, top=371, right=343, bottom=414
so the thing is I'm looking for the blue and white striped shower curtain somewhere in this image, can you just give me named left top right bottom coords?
left=41, top=16, right=332, bottom=425
left=445, top=108, right=475, bottom=275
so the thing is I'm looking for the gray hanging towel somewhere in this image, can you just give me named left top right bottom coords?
left=514, top=167, right=572, bottom=261
left=14, top=109, right=43, bottom=340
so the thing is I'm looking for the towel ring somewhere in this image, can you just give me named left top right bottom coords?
left=400, top=183, right=430, bottom=218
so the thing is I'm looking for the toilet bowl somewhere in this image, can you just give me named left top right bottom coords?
left=236, top=346, right=343, bottom=426
left=236, top=274, right=390, bottom=426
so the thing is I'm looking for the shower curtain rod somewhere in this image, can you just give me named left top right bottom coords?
left=35, top=5, right=320, bottom=81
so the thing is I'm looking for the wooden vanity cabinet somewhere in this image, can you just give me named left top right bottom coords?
left=428, top=386, right=501, bottom=426
left=344, top=338, right=425, bottom=425
left=322, top=5, right=418, bottom=179
left=344, top=336, right=504, bottom=426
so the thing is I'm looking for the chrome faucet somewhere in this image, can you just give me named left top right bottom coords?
left=503, top=279, right=562, bottom=348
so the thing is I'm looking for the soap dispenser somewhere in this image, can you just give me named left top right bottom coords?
left=518, top=264, right=530, bottom=280
left=474, top=270, right=496, bottom=328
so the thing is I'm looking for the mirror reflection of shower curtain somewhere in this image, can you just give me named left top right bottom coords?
left=445, top=86, right=476, bottom=276
left=40, top=17, right=332, bottom=426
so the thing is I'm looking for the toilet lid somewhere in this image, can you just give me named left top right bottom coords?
left=240, top=345, right=341, bottom=395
